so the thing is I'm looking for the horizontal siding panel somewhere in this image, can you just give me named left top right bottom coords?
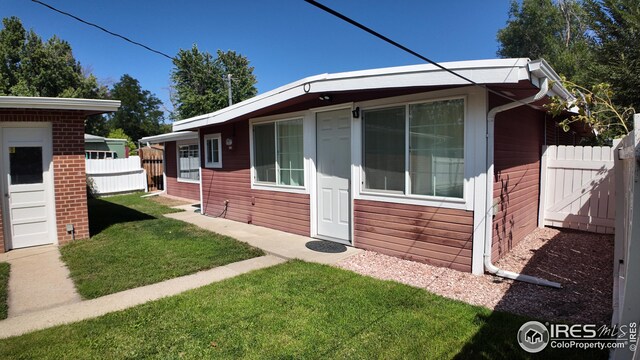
left=354, top=217, right=472, bottom=242
left=354, top=199, right=473, bottom=272
left=355, top=230, right=472, bottom=256
left=352, top=210, right=473, bottom=233
left=354, top=204, right=473, bottom=226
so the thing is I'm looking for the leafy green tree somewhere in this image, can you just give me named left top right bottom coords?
left=0, top=16, right=106, bottom=98
left=107, top=128, right=137, bottom=155
left=497, top=0, right=593, bottom=84
left=107, top=74, right=165, bottom=141
left=584, top=0, right=640, bottom=112
left=170, top=45, right=257, bottom=120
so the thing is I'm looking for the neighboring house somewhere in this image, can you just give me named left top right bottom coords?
left=0, top=96, right=120, bottom=253
left=139, top=131, right=200, bottom=201
left=84, top=133, right=128, bottom=159
left=171, top=58, right=574, bottom=275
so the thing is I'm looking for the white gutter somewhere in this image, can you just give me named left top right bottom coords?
left=484, top=77, right=562, bottom=289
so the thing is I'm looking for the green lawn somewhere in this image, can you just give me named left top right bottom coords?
left=60, top=193, right=264, bottom=299
left=0, top=262, right=9, bottom=320
left=0, top=261, right=605, bottom=359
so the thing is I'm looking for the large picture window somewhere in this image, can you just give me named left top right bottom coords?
left=362, top=98, right=464, bottom=199
left=253, top=118, right=304, bottom=187
left=177, top=143, right=200, bottom=182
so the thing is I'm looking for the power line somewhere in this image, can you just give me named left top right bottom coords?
left=303, top=0, right=538, bottom=106
left=31, top=0, right=175, bottom=61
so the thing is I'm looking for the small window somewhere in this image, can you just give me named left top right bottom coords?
left=204, top=133, right=222, bottom=168
left=252, top=118, right=304, bottom=187
left=177, top=143, right=200, bottom=182
left=10, top=146, right=43, bottom=185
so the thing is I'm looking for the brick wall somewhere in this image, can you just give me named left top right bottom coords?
left=0, top=109, right=90, bottom=252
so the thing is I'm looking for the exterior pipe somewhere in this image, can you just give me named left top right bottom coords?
left=484, top=77, right=562, bottom=289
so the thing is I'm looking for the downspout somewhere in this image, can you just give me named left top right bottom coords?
left=484, top=77, right=562, bottom=289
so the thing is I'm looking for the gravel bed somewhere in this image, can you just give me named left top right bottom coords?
left=337, top=227, right=613, bottom=325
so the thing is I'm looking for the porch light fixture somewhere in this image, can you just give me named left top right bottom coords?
left=352, top=107, right=360, bottom=118
left=319, top=94, right=331, bottom=101
left=226, top=137, right=233, bottom=150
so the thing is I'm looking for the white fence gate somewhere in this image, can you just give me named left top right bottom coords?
left=538, top=145, right=615, bottom=234
left=612, top=115, right=639, bottom=360
left=86, top=156, right=147, bottom=195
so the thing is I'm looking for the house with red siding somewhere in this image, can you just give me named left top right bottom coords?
left=0, top=96, right=120, bottom=253
left=139, top=131, right=201, bottom=202
left=170, top=58, right=573, bottom=279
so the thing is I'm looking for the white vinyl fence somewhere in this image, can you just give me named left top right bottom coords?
left=538, top=145, right=615, bottom=234
left=611, top=115, right=640, bottom=360
left=86, top=156, right=147, bottom=195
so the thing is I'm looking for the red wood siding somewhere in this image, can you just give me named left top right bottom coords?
left=200, top=121, right=310, bottom=236
left=492, top=105, right=544, bottom=261
left=164, top=141, right=200, bottom=201
left=0, top=109, right=90, bottom=252
left=354, top=199, right=474, bottom=272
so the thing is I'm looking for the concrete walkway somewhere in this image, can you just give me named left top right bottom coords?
left=166, top=207, right=363, bottom=265
left=0, top=255, right=284, bottom=339
left=0, top=245, right=81, bottom=317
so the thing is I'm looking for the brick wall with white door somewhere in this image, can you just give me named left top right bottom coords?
left=0, top=109, right=90, bottom=253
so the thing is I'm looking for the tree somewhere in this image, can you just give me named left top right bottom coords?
left=497, top=0, right=593, bottom=84
left=547, top=79, right=634, bottom=143
left=170, top=45, right=257, bottom=120
left=0, top=16, right=106, bottom=98
left=584, top=0, right=640, bottom=111
left=107, top=74, right=165, bottom=141
left=107, top=128, right=137, bottom=156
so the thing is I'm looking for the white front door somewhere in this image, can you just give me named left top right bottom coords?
left=1, top=126, right=55, bottom=249
left=316, top=109, right=351, bottom=242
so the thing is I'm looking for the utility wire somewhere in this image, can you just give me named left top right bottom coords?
left=31, top=0, right=175, bottom=61
left=303, top=0, right=542, bottom=107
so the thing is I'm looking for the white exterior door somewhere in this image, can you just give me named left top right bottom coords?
left=1, top=126, right=55, bottom=249
left=316, top=109, right=351, bottom=242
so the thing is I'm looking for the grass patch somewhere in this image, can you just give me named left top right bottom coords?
left=61, top=193, right=264, bottom=299
left=0, top=261, right=605, bottom=359
left=0, top=262, right=9, bottom=320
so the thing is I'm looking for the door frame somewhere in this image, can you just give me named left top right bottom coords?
left=0, top=122, right=58, bottom=251
left=310, top=104, right=355, bottom=245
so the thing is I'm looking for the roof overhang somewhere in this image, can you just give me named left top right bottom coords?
left=173, top=58, right=573, bottom=132
left=139, top=131, right=198, bottom=144
left=0, top=96, right=121, bottom=115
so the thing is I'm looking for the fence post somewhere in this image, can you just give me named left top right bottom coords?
left=538, top=145, right=549, bottom=228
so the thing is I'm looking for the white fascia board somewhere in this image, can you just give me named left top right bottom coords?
left=173, top=58, right=534, bottom=132
left=139, top=131, right=198, bottom=144
left=0, top=96, right=121, bottom=112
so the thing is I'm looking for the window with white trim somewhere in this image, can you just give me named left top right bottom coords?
left=177, top=143, right=200, bottom=181
left=252, top=118, right=304, bottom=186
left=362, top=98, right=464, bottom=198
left=204, top=133, right=222, bottom=168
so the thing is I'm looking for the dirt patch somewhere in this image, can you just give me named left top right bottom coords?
left=337, top=227, right=613, bottom=325
left=148, top=195, right=194, bottom=208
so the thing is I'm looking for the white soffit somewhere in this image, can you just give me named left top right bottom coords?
left=173, top=58, right=567, bottom=131
left=0, top=96, right=121, bottom=113
left=139, top=131, right=198, bottom=144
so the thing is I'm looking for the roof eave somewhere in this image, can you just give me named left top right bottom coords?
left=0, top=96, right=121, bottom=113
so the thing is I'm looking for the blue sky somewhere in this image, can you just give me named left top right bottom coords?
left=3, top=1, right=512, bottom=114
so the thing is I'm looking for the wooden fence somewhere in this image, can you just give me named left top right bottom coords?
left=139, top=146, right=164, bottom=192
left=86, top=156, right=147, bottom=195
left=612, top=115, right=640, bottom=360
left=538, top=145, right=615, bottom=234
